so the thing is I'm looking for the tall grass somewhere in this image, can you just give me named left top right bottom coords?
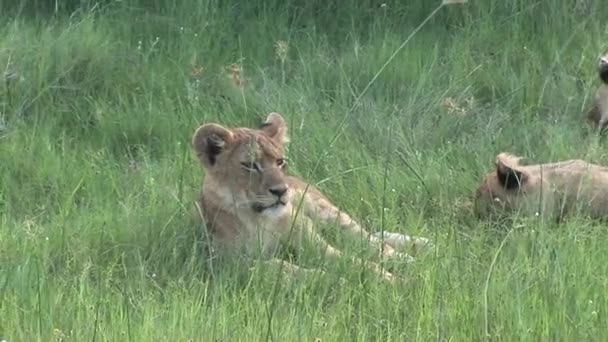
left=1, top=0, right=608, bottom=340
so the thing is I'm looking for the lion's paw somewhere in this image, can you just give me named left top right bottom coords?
left=374, top=232, right=434, bottom=255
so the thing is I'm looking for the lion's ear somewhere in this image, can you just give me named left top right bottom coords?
left=192, top=123, right=233, bottom=168
left=495, top=157, right=527, bottom=190
left=260, top=112, right=289, bottom=144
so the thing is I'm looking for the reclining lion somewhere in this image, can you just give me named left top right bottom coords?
left=192, top=112, right=430, bottom=282
left=474, top=152, right=608, bottom=221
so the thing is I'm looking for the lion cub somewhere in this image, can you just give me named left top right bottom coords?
left=192, top=112, right=429, bottom=282
left=587, top=53, right=608, bottom=130
left=474, top=152, right=608, bottom=221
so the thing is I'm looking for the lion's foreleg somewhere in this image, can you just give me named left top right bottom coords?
left=302, top=195, right=406, bottom=259
left=250, top=257, right=326, bottom=278
left=296, top=217, right=396, bottom=283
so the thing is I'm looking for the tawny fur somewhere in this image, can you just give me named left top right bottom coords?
left=192, top=112, right=429, bottom=282
left=475, top=152, right=608, bottom=221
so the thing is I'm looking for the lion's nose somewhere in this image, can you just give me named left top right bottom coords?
left=269, top=185, right=288, bottom=198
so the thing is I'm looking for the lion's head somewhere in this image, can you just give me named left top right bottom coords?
left=474, top=153, right=551, bottom=219
left=192, top=112, right=292, bottom=216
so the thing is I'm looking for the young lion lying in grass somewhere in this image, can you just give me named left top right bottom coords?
left=474, top=152, right=608, bottom=221
left=192, top=112, right=430, bottom=282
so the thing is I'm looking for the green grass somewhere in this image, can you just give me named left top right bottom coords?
left=1, top=0, right=608, bottom=340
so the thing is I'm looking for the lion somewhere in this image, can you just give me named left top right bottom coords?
left=192, top=112, right=430, bottom=282
left=587, top=53, right=608, bottom=130
left=474, top=152, right=608, bottom=221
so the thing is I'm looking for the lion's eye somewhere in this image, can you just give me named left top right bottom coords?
left=241, top=161, right=261, bottom=172
left=276, top=158, right=287, bottom=168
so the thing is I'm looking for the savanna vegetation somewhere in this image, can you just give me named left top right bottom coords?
left=1, top=0, right=607, bottom=340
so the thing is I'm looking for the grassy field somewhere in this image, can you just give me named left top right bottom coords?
left=1, top=0, right=608, bottom=340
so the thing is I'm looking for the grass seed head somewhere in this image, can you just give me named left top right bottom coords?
left=275, top=40, right=289, bottom=63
